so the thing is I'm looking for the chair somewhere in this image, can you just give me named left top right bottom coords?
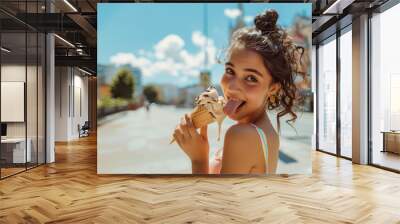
left=78, top=121, right=90, bottom=138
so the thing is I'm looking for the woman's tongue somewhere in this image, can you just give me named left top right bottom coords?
left=223, top=99, right=244, bottom=116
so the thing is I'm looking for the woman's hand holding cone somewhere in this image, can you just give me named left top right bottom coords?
left=173, top=114, right=209, bottom=163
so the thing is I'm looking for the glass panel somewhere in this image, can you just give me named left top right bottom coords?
left=27, top=30, right=38, bottom=169
left=26, top=0, right=38, bottom=169
left=340, top=28, right=352, bottom=158
left=312, top=45, right=317, bottom=150
left=1, top=1, right=28, bottom=178
left=0, top=1, right=46, bottom=178
left=317, top=36, right=337, bottom=154
left=1, top=31, right=27, bottom=177
left=371, top=4, right=400, bottom=171
left=38, top=32, right=45, bottom=165
left=36, top=0, right=46, bottom=167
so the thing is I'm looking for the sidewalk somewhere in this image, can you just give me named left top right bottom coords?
left=98, top=104, right=313, bottom=174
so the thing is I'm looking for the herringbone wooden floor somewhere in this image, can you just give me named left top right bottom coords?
left=1, top=135, right=400, bottom=224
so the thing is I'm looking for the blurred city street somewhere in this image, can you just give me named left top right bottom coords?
left=98, top=104, right=313, bottom=174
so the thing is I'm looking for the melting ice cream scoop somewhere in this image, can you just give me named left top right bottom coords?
left=195, top=87, right=226, bottom=141
left=170, top=87, right=227, bottom=144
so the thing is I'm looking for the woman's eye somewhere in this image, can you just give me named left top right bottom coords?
left=225, top=67, right=234, bottom=75
left=245, top=75, right=258, bottom=83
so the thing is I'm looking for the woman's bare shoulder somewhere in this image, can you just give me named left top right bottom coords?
left=220, top=124, right=262, bottom=173
left=225, top=123, right=258, bottom=138
left=225, top=123, right=268, bottom=147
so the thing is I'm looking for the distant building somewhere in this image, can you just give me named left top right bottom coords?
left=288, top=14, right=313, bottom=112
left=288, top=14, right=312, bottom=77
left=178, top=84, right=224, bottom=108
left=200, top=70, right=211, bottom=89
left=180, top=84, right=205, bottom=108
left=157, top=84, right=180, bottom=104
left=97, top=64, right=114, bottom=84
left=99, top=84, right=111, bottom=98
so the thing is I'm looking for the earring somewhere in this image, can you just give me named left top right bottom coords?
left=271, top=95, right=276, bottom=104
left=267, top=94, right=277, bottom=108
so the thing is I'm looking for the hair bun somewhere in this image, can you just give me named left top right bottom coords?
left=254, top=9, right=278, bottom=33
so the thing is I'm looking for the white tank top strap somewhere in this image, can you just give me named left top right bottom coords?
left=250, top=123, right=269, bottom=172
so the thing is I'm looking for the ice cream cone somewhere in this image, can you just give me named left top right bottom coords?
left=169, top=105, right=214, bottom=144
left=190, top=105, right=215, bottom=129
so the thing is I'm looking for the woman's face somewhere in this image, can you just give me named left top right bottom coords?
left=221, top=47, right=276, bottom=123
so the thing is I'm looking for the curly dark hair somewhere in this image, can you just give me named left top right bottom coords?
left=225, top=9, right=305, bottom=131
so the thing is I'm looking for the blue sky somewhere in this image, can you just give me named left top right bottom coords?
left=98, top=3, right=311, bottom=87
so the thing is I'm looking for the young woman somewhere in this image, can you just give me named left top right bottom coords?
left=173, top=9, right=304, bottom=174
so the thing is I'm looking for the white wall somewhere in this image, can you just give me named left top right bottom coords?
left=71, top=72, right=89, bottom=138
left=55, top=67, right=89, bottom=141
left=55, top=66, right=69, bottom=141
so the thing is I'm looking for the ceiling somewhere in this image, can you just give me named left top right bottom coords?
left=0, top=0, right=394, bottom=75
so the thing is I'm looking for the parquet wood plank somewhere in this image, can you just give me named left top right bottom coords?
left=0, top=135, right=399, bottom=223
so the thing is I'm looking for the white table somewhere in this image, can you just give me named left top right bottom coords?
left=1, top=138, right=31, bottom=163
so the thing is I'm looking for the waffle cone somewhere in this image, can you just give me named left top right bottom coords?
left=190, top=105, right=214, bottom=128
left=169, top=105, right=214, bottom=144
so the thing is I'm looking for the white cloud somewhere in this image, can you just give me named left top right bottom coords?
left=189, top=31, right=216, bottom=67
left=109, top=31, right=217, bottom=80
left=154, top=34, right=185, bottom=61
left=149, top=59, right=180, bottom=77
left=224, top=8, right=242, bottom=20
left=110, top=52, right=135, bottom=66
left=192, top=31, right=207, bottom=47
left=110, top=52, right=152, bottom=76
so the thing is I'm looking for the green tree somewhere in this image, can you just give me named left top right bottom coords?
left=143, top=85, right=160, bottom=103
left=110, top=68, right=135, bottom=100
